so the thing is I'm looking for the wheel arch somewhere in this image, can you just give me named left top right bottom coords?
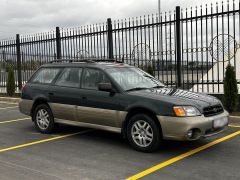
left=121, top=106, right=162, bottom=138
left=31, top=97, right=49, bottom=118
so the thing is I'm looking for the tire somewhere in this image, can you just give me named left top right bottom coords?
left=127, top=113, right=162, bottom=152
left=33, top=104, right=55, bottom=134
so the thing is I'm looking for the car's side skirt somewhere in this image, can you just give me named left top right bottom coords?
left=54, top=118, right=122, bottom=133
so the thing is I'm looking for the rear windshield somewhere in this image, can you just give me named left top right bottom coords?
left=30, top=68, right=61, bottom=84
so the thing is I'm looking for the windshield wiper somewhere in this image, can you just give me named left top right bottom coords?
left=125, top=87, right=149, bottom=92
left=143, top=74, right=154, bottom=79
left=143, top=74, right=165, bottom=86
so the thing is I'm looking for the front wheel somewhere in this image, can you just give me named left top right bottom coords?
left=127, top=114, right=162, bottom=152
left=33, top=104, right=55, bottom=134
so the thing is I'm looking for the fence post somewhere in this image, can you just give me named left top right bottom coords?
left=56, top=27, right=62, bottom=59
left=16, top=34, right=22, bottom=90
left=176, top=6, right=182, bottom=88
left=107, top=18, right=114, bottom=59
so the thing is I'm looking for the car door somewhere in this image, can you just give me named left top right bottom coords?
left=29, top=67, right=62, bottom=101
left=48, top=67, right=83, bottom=121
left=76, top=68, right=124, bottom=127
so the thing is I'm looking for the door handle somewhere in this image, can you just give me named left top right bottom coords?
left=82, top=96, right=87, bottom=100
left=48, top=92, right=54, bottom=96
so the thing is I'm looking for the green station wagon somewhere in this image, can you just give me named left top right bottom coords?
left=19, top=59, right=229, bottom=152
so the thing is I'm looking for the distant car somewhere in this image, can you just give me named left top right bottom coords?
left=19, top=59, right=229, bottom=152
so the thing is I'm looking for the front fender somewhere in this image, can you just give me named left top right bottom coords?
left=125, top=100, right=175, bottom=116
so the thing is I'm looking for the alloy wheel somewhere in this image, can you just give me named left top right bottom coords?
left=131, top=120, right=154, bottom=147
left=36, top=109, right=50, bottom=130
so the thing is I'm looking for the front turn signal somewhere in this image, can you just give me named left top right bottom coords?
left=173, top=106, right=186, bottom=117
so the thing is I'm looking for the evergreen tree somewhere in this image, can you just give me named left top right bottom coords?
left=6, top=67, right=16, bottom=97
left=145, top=64, right=154, bottom=76
left=224, top=64, right=239, bottom=112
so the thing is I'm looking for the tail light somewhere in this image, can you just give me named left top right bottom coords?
left=21, top=84, right=27, bottom=93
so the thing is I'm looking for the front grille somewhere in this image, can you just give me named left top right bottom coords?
left=203, top=104, right=224, bottom=117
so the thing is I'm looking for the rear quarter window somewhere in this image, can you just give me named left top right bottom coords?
left=30, top=68, right=61, bottom=84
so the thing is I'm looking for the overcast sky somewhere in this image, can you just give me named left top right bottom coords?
left=0, top=0, right=221, bottom=39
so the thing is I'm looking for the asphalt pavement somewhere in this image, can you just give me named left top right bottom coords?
left=0, top=102, right=239, bottom=180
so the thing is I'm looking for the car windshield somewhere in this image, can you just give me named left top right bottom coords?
left=106, top=67, right=165, bottom=91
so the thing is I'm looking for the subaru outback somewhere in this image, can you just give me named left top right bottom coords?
left=19, top=59, right=229, bottom=152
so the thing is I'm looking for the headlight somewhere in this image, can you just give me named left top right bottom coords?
left=173, top=106, right=201, bottom=117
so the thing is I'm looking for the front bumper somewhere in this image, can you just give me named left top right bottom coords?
left=157, top=110, right=229, bottom=141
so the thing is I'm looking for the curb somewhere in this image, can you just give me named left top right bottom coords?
left=0, top=97, right=20, bottom=103
left=229, top=116, right=240, bottom=124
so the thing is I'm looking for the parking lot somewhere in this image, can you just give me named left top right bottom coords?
left=0, top=101, right=239, bottom=180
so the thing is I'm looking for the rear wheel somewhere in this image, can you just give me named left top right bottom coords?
left=33, top=104, right=55, bottom=134
left=127, top=114, right=162, bottom=152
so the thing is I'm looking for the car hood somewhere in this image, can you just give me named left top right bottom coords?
left=127, top=87, right=221, bottom=111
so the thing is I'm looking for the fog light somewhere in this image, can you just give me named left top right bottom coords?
left=187, top=130, right=193, bottom=138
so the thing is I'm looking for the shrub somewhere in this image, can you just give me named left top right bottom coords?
left=6, top=65, right=10, bottom=72
left=6, top=67, right=15, bottom=97
left=145, top=64, right=154, bottom=76
left=224, top=64, right=239, bottom=113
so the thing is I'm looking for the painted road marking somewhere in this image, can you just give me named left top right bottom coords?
left=126, top=130, right=240, bottom=180
left=229, top=124, right=240, bottom=128
left=0, top=102, right=18, bottom=105
left=0, top=106, right=18, bottom=110
left=0, top=118, right=30, bottom=124
left=0, top=129, right=93, bottom=153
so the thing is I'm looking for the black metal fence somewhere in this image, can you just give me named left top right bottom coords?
left=0, top=1, right=240, bottom=93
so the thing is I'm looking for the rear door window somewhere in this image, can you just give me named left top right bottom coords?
left=55, top=68, right=82, bottom=88
left=31, top=68, right=61, bottom=84
left=81, top=68, right=110, bottom=90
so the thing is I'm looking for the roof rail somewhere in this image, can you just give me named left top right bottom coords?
left=50, top=58, right=124, bottom=64
left=50, top=59, right=95, bottom=63
left=93, top=59, right=124, bottom=63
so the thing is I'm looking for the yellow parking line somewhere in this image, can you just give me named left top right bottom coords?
left=126, top=130, right=240, bottom=180
left=0, top=130, right=92, bottom=153
left=0, top=106, right=18, bottom=110
left=0, top=118, right=30, bottom=124
left=0, top=101, right=18, bottom=105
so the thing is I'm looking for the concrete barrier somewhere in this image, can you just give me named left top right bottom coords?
left=0, top=97, right=20, bottom=103
left=229, top=116, right=240, bottom=124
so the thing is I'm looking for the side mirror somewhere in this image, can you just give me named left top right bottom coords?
left=98, top=83, right=113, bottom=92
